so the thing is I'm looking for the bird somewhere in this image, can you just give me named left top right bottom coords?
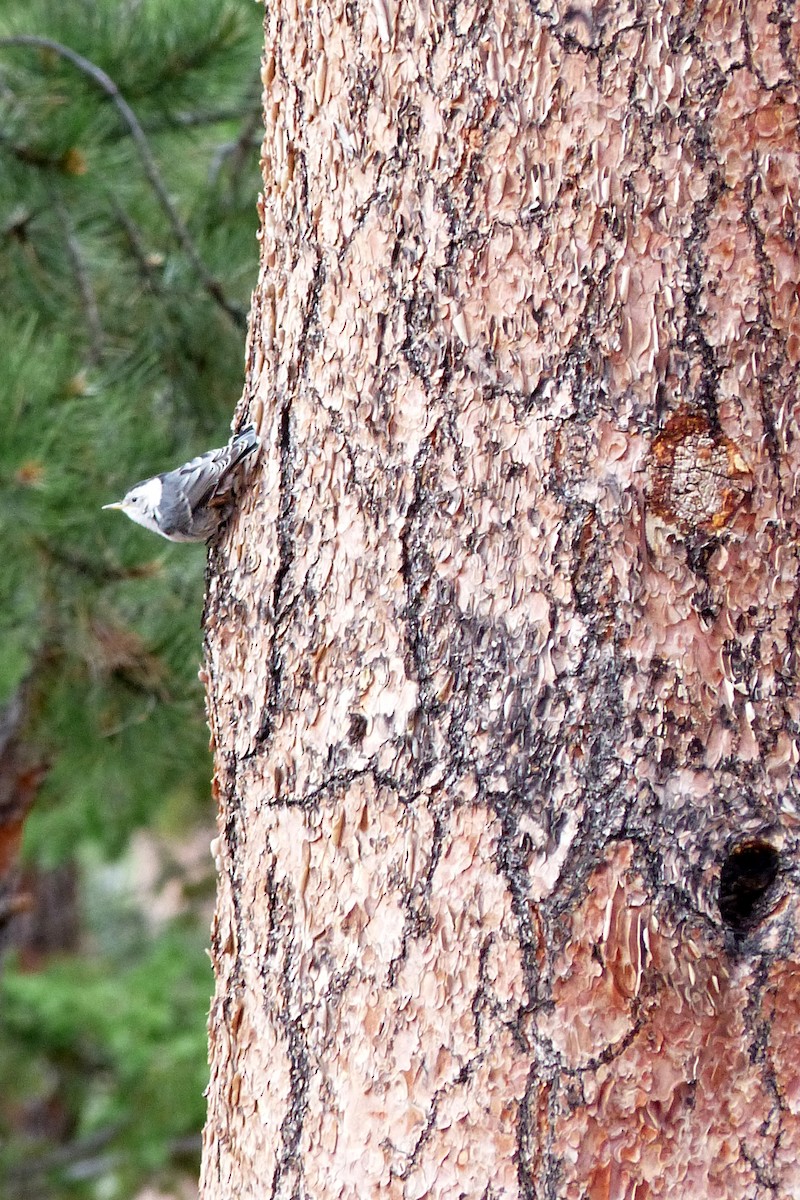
left=102, top=425, right=259, bottom=542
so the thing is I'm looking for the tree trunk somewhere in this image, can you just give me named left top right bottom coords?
left=200, top=0, right=800, bottom=1194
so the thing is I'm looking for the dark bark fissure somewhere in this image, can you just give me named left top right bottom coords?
left=742, top=159, right=789, bottom=480
left=270, top=940, right=311, bottom=1200
left=387, top=799, right=447, bottom=988
left=256, top=253, right=325, bottom=750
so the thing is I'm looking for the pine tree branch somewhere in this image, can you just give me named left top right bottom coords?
left=2, top=1122, right=126, bottom=1187
left=0, top=128, right=63, bottom=168
left=145, top=104, right=261, bottom=131
left=52, top=190, right=104, bottom=364
left=109, top=197, right=164, bottom=295
left=209, top=78, right=264, bottom=195
left=2, top=1123, right=199, bottom=1192
left=0, top=34, right=248, bottom=331
left=32, top=536, right=160, bottom=584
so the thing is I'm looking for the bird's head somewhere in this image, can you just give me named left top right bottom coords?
left=103, top=477, right=163, bottom=534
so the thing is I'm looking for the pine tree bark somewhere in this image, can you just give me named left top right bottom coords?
left=200, top=0, right=800, bottom=1195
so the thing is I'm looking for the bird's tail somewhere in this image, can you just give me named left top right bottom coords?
left=229, top=424, right=260, bottom=465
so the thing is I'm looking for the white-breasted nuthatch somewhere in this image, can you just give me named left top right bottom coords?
left=103, top=425, right=259, bottom=542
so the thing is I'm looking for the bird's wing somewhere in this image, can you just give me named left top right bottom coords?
left=171, top=428, right=259, bottom=513
left=156, top=476, right=194, bottom=537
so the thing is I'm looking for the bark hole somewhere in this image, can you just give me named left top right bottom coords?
left=718, top=840, right=781, bottom=933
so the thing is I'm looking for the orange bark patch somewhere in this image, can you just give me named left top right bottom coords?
left=646, top=410, right=752, bottom=534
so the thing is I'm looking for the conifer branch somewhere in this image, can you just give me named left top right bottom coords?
left=146, top=105, right=260, bottom=131
left=209, top=77, right=263, bottom=193
left=0, top=34, right=248, bottom=330
left=3, top=1122, right=126, bottom=1188
left=53, top=190, right=104, bottom=363
left=32, top=536, right=160, bottom=584
left=110, top=197, right=164, bottom=294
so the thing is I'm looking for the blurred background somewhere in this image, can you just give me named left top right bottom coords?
left=0, top=1, right=263, bottom=1195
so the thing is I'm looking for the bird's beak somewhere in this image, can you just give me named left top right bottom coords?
left=102, top=502, right=124, bottom=510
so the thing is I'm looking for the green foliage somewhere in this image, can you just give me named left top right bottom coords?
left=0, top=0, right=262, bottom=1193
left=0, top=0, right=261, bottom=849
left=0, top=920, right=212, bottom=1198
